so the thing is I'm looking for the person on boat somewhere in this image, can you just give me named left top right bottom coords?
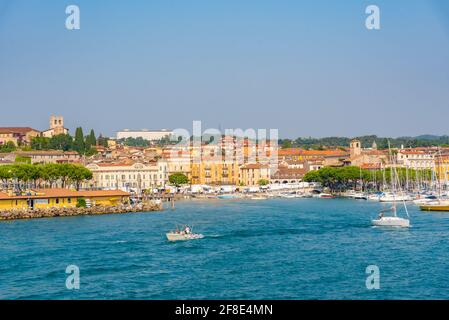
left=184, top=225, right=191, bottom=234
left=378, top=212, right=384, bottom=219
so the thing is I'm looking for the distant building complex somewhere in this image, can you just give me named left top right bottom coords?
left=116, top=129, right=173, bottom=141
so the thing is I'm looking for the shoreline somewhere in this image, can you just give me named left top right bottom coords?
left=0, top=203, right=163, bottom=221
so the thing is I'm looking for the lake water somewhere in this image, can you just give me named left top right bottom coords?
left=1, top=198, right=449, bottom=299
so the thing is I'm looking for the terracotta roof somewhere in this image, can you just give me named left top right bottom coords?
left=0, top=127, right=40, bottom=134
left=360, top=163, right=382, bottom=169
left=241, top=163, right=269, bottom=169
left=0, top=188, right=130, bottom=200
left=96, top=162, right=135, bottom=167
left=278, top=148, right=348, bottom=157
left=17, top=151, right=79, bottom=156
left=271, top=167, right=307, bottom=179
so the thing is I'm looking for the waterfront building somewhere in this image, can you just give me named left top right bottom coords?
left=42, top=115, right=69, bottom=138
left=435, top=156, right=449, bottom=182
left=270, top=166, right=307, bottom=184
left=396, top=148, right=435, bottom=170
left=163, top=150, right=192, bottom=181
left=86, top=160, right=168, bottom=192
left=191, top=157, right=240, bottom=185
left=0, top=127, right=41, bottom=146
left=0, top=188, right=129, bottom=210
left=116, top=129, right=173, bottom=141
left=239, top=163, right=271, bottom=186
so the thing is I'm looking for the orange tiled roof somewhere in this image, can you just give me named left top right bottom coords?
left=0, top=127, right=40, bottom=134
left=241, top=163, right=269, bottom=169
left=278, top=148, right=348, bottom=157
left=0, top=188, right=130, bottom=200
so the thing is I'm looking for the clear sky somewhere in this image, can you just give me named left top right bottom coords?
left=0, top=0, right=448, bottom=138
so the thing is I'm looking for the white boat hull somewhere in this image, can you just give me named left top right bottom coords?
left=372, top=217, right=410, bottom=228
left=166, top=233, right=204, bottom=241
left=379, top=196, right=412, bottom=202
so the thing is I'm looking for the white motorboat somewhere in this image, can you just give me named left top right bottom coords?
left=372, top=216, right=410, bottom=228
left=166, top=232, right=204, bottom=241
left=166, top=225, right=204, bottom=241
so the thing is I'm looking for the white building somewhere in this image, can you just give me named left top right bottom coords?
left=396, top=149, right=435, bottom=169
left=116, top=129, right=173, bottom=141
left=86, top=160, right=168, bottom=192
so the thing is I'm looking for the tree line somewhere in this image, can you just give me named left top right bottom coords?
left=0, top=163, right=93, bottom=191
left=30, top=128, right=108, bottom=155
left=303, top=166, right=433, bottom=192
left=280, top=135, right=449, bottom=150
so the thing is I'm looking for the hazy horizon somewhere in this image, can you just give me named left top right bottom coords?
left=1, top=0, right=449, bottom=138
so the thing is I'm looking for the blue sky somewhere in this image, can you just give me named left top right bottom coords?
left=0, top=0, right=448, bottom=138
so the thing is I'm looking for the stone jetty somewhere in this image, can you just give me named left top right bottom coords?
left=0, top=202, right=163, bottom=221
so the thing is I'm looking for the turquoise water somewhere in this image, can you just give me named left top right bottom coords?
left=1, top=198, right=449, bottom=299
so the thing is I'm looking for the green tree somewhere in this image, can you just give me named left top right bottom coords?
left=76, top=198, right=87, bottom=208
left=15, top=155, right=31, bottom=164
left=0, top=166, right=13, bottom=187
left=0, top=141, right=16, bottom=153
left=85, top=129, right=97, bottom=150
left=281, top=139, right=293, bottom=149
left=68, top=165, right=93, bottom=190
left=258, top=179, right=269, bottom=186
left=49, top=134, right=73, bottom=151
left=97, top=134, right=109, bottom=147
left=74, top=127, right=85, bottom=154
left=169, top=173, right=189, bottom=187
left=31, top=137, right=50, bottom=150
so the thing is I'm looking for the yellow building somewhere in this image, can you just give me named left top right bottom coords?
left=0, top=189, right=130, bottom=210
left=436, top=157, right=449, bottom=182
left=191, top=157, right=240, bottom=185
left=164, top=151, right=192, bottom=181
left=239, top=163, right=271, bottom=186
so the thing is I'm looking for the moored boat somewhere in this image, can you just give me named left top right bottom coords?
left=420, top=201, right=449, bottom=212
left=379, top=192, right=413, bottom=202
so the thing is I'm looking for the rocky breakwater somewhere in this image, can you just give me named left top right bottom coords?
left=0, top=202, right=163, bottom=221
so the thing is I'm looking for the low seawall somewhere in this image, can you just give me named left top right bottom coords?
left=0, top=203, right=163, bottom=221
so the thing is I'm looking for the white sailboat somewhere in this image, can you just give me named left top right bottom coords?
left=379, top=192, right=413, bottom=202
left=372, top=142, right=410, bottom=228
left=372, top=204, right=410, bottom=228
